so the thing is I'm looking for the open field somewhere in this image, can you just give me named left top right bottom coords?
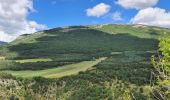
left=15, top=58, right=52, bottom=63
left=3, top=57, right=106, bottom=78
left=0, top=56, right=5, bottom=60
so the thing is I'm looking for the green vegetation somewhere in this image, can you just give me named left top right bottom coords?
left=0, top=24, right=170, bottom=99
left=0, top=51, right=154, bottom=99
left=15, top=58, right=52, bottom=63
left=0, top=56, right=5, bottom=60
left=91, top=24, right=170, bottom=39
left=3, top=57, right=106, bottom=78
left=0, top=41, right=7, bottom=45
left=151, top=37, right=170, bottom=99
left=1, top=25, right=159, bottom=60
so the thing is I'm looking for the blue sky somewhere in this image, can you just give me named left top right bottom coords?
left=0, top=0, right=170, bottom=42
left=27, top=0, right=170, bottom=29
left=28, top=0, right=134, bottom=28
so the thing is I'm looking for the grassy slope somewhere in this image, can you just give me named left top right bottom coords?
left=3, top=57, right=106, bottom=78
left=15, top=58, right=52, bottom=63
left=91, top=24, right=170, bottom=38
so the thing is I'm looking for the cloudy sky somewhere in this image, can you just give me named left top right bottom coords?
left=0, top=0, right=170, bottom=42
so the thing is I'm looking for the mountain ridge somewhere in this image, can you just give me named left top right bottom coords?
left=10, top=24, right=170, bottom=44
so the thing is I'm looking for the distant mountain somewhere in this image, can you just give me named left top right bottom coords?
left=0, top=41, right=7, bottom=45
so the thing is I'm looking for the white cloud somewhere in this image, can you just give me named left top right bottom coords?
left=131, top=8, right=170, bottom=28
left=116, top=0, right=159, bottom=10
left=0, top=31, right=16, bottom=42
left=112, top=12, right=123, bottom=21
left=86, top=3, right=111, bottom=17
left=0, top=0, right=47, bottom=42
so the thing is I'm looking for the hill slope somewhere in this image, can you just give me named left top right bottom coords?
left=0, top=41, right=6, bottom=45
left=0, top=24, right=168, bottom=70
left=0, top=24, right=170, bottom=99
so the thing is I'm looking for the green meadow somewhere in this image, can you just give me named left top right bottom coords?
left=15, top=58, right=52, bottom=63
left=4, top=57, right=106, bottom=78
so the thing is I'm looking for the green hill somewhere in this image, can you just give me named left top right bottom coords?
left=0, top=24, right=170, bottom=99
left=0, top=24, right=165, bottom=70
left=0, top=41, right=7, bottom=45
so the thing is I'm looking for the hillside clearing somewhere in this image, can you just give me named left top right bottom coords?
left=3, top=57, right=106, bottom=78
left=15, top=58, right=52, bottom=63
left=0, top=56, right=5, bottom=60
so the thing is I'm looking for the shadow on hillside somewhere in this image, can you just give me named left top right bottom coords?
left=148, top=29, right=160, bottom=35
left=5, top=26, right=158, bottom=70
left=7, top=26, right=159, bottom=59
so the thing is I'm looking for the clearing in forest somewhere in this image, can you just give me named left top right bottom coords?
left=3, top=57, right=106, bottom=78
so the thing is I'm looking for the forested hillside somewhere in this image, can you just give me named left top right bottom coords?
left=0, top=24, right=170, bottom=99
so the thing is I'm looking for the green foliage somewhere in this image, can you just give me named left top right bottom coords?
left=0, top=24, right=163, bottom=70
left=151, top=37, right=170, bottom=99
left=15, top=58, right=52, bottom=63
left=3, top=58, right=105, bottom=78
left=0, top=24, right=170, bottom=99
left=0, top=72, right=14, bottom=79
left=159, top=38, right=170, bottom=74
left=0, top=51, right=155, bottom=99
